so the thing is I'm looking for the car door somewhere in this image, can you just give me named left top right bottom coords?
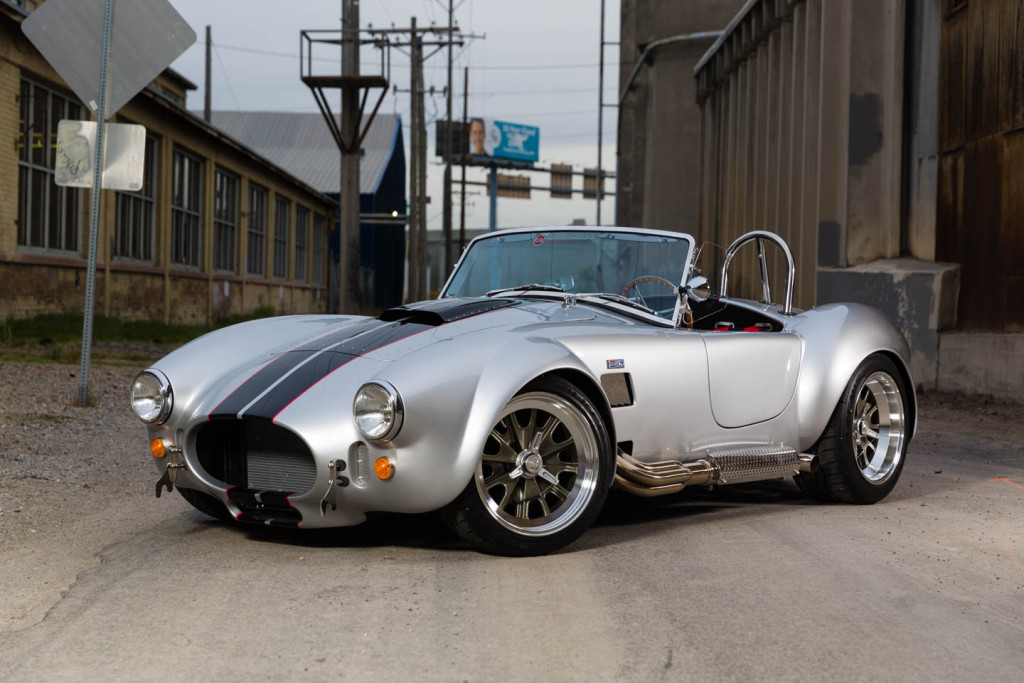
left=700, top=331, right=802, bottom=428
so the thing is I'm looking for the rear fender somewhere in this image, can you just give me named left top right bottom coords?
left=792, top=304, right=917, bottom=450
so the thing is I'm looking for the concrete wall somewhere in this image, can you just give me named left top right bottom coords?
left=617, top=0, right=745, bottom=233
left=0, top=9, right=334, bottom=325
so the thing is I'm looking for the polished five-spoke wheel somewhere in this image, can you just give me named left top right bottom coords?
left=442, top=376, right=613, bottom=556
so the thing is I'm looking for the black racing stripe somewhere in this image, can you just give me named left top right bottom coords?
left=378, top=298, right=518, bottom=325
left=209, top=350, right=317, bottom=419
left=209, top=319, right=389, bottom=419
left=245, top=320, right=436, bottom=421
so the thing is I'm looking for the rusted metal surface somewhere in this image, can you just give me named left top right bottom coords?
left=938, top=0, right=1024, bottom=331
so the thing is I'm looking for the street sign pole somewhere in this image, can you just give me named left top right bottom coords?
left=77, top=0, right=114, bottom=406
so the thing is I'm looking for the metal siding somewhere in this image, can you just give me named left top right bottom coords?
left=938, top=0, right=1024, bottom=331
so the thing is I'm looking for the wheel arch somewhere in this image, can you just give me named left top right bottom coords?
left=792, top=303, right=917, bottom=450
left=533, top=368, right=617, bottom=457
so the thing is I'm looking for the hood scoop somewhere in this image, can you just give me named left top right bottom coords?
left=378, top=298, right=517, bottom=326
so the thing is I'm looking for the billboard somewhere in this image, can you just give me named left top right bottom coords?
left=436, top=119, right=540, bottom=163
left=470, top=119, right=539, bottom=162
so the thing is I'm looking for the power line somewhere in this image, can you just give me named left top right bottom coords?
left=193, top=40, right=622, bottom=72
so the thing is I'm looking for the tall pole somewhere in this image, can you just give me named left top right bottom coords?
left=488, top=167, right=497, bottom=232
left=78, top=0, right=114, bottom=406
left=459, top=65, right=468, bottom=253
left=410, top=19, right=428, bottom=300
left=442, top=0, right=455, bottom=278
left=204, top=25, right=212, bottom=122
left=339, top=0, right=361, bottom=313
left=596, top=0, right=605, bottom=227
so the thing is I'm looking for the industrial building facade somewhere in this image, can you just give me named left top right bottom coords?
left=620, top=0, right=1024, bottom=400
left=1, top=0, right=335, bottom=324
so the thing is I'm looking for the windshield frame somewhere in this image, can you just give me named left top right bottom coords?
left=439, top=226, right=697, bottom=325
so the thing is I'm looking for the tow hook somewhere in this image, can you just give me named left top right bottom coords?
left=154, top=447, right=186, bottom=498
left=319, top=459, right=349, bottom=516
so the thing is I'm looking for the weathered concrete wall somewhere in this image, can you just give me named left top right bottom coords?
left=938, top=333, right=1024, bottom=403
left=617, top=0, right=744, bottom=232
left=818, top=259, right=959, bottom=390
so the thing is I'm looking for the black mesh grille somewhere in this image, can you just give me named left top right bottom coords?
left=195, top=419, right=317, bottom=494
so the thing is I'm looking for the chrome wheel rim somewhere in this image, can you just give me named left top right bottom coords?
left=852, top=372, right=905, bottom=484
left=475, top=392, right=599, bottom=537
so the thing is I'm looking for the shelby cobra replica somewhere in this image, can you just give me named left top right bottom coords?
left=130, top=228, right=915, bottom=556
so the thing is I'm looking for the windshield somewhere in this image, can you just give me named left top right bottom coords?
left=442, top=229, right=693, bottom=318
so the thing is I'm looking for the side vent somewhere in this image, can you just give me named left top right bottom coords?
left=601, top=373, right=634, bottom=407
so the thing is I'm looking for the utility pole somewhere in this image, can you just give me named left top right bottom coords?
left=339, top=0, right=361, bottom=313
left=442, top=0, right=455, bottom=278
left=204, top=25, right=211, bottom=122
left=459, top=65, right=468, bottom=253
left=409, top=18, right=428, bottom=301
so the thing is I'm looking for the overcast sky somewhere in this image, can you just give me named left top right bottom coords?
left=168, top=0, right=621, bottom=231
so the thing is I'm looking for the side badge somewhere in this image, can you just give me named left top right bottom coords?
left=607, top=359, right=625, bottom=369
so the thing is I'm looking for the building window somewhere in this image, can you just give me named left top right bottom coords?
left=312, top=214, right=325, bottom=285
left=114, top=135, right=158, bottom=262
left=294, top=206, right=309, bottom=282
left=213, top=168, right=239, bottom=272
left=247, top=184, right=267, bottom=277
left=273, top=196, right=290, bottom=279
left=171, top=148, right=203, bottom=268
left=17, top=78, right=84, bottom=255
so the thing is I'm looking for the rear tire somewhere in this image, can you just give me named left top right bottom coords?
left=440, top=376, right=614, bottom=556
left=796, top=354, right=910, bottom=504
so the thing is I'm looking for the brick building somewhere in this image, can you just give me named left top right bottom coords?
left=0, top=0, right=336, bottom=324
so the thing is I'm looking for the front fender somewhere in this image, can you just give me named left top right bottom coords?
left=791, top=303, right=916, bottom=450
left=369, top=334, right=597, bottom=513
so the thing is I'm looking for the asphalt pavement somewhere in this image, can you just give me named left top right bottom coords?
left=1, top=364, right=1022, bottom=681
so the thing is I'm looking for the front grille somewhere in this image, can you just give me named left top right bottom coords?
left=195, top=419, right=318, bottom=494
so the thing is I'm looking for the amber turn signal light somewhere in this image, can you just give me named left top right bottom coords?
left=150, top=439, right=167, bottom=459
left=374, top=456, right=394, bottom=480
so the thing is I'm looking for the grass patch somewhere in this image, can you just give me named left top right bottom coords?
left=0, top=308, right=281, bottom=364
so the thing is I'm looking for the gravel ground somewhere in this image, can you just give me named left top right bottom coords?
left=0, top=361, right=183, bottom=631
left=2, top=359, right=1024, bottom=637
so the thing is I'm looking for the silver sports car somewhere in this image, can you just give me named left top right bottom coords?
left=130, top=228, right=915, bottom=556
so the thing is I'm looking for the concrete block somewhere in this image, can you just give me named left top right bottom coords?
left=937, top=333, right=1024, bottom=403
left=817, top=258, right=960, bottom=390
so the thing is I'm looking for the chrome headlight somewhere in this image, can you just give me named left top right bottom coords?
left=130, top=369, right=173, bottom=424
left=353, top=381, right=403, bottom=441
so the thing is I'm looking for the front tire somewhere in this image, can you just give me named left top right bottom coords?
left=796, top=354, right=910, bottom=504
left=441, top=376, right=614, bottom=556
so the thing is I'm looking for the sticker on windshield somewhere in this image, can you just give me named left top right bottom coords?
left=533, top=235, right=546, bottom=246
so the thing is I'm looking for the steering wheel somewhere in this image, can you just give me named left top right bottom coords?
left=620, top=276, right=678, bottom=302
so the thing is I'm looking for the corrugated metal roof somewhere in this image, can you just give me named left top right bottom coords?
left=206, top=111, right=401, bottom=195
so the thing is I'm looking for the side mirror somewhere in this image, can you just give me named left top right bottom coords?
left=683, top=275, right=710, bottom=303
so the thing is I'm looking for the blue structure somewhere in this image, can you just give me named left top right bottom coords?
left=208, top=112, right=407, bottom=310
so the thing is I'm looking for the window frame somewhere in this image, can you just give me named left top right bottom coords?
left=213, top=167, right=240, bottom=273
left=247, top=183, right=268, bottom=277
left=170, top=146, right=204, bottom=270
left=17, top=77, right=84, bottom=257
left=113, top=134, right=158, bottom=263
left=294, top=206, right=309, bottom=282
left=273, top=196, right=290, bottom=280
left=312, top=214, right=325, bottom=285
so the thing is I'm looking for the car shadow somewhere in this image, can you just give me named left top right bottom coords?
left=207, top=478, right=820, bottom=555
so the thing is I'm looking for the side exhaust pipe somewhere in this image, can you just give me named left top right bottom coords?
left=614, top=447, right=818, bottom=497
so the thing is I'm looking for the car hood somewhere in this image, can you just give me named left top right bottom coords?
left=152, top=297, right=651, bottom=426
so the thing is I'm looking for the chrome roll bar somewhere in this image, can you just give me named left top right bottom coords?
left=718, top=231, right=796, bottom=315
